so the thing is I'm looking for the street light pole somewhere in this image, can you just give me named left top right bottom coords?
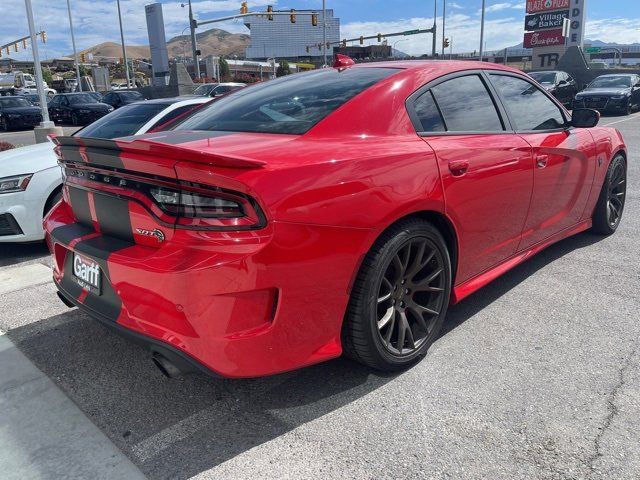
left=66, top=0, right=82, bottom=92
left=479, top=0, right=486, bottom=62
left=441, top=0, right=446, bottom=56
left=116, top=0, right=131, bottom=88
left=185, top=0, right=201, bottom=79
left=432, top=0, right=437, bottom=57
left=322, top=0, right=327, bottom=67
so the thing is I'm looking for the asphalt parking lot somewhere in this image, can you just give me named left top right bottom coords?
left=1, top=112, right=639, bottom=480
left=0, top=126, right=80, bottom=147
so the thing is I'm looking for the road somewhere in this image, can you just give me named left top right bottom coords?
left=1, top=112, right=639, bottom=480
left=0, top=126, right=80, bottom=147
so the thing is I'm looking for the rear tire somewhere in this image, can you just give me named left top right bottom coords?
left=1, top=118, right=8, bottom=131
left=592, top=154, right=626, bottom=235
left=342, top=219, right=452, bottom=371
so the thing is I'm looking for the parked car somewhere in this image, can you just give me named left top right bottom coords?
left=44, top=60, right=627, bottom=379
left=48, top=92, right=114, bottom=125
left=0, top=96, right=210, bottom=243
left=22, top=93, right=49, bottom=107
left=192, top=82, right=246, bottom=97
left=86, top=91, right=103, bottom=102
left=111, top=82, right=135, bottom=90
left=0, top=96, right=42, bottom=131
left=101, top=90, right=145, bottom=109
left=573, top=74, right=640, bottom=115
left=528, top=70, right=578, bottom=106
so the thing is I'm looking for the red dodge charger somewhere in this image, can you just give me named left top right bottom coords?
left=45, top=59, right=627, bottom=378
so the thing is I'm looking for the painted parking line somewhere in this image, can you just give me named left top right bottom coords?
left=0, top=335, right=147, bottom=480
left=0, top=263, right=52, bottom=295
left=603, top=113, right=640, bottom=126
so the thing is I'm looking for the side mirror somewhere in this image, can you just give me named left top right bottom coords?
left=571, top=108, right=600, bottom=128
left=558, top=79, right=567, bottom=86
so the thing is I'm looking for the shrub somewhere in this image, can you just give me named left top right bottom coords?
left=0, top=141, right=15, bottom=152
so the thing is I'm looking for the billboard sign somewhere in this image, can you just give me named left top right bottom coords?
left=566, top=0, right=587, bottom=48
left=525, top=10, right=569, bottom=31
left=524, top=29, right=565, bottom=48
left=145, top=3, right=170, bottom=87
left=526, top=0, right=570, bottom=13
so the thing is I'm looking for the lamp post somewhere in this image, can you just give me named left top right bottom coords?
left=116, top=0, right=131, bottom=88
left=432, top=0, right=437, bottom=57
left=479, top=0, right=486, bottom=62
left=322, top=0, right=328, bottom=67
left=66, top=0, right=82, bottom=92
left=182, top=0, right=201, bottom=79
left=441, top=0, right=446, bottom=56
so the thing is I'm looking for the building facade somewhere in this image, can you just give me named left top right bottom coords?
left=244, top=9, right=340, bottom=60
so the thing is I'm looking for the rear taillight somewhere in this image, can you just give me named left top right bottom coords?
left=150, top=187, right=244, bottom=218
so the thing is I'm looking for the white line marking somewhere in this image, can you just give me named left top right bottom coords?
left=603, top=113, right=640, bottom=126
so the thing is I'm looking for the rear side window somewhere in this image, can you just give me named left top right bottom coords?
left=490, top=74, right=566, bottom=131
left=149, top=104, right=200, bottom=131
left=413, top=91, right=445, bottom=132
left=77, top=103, right=168, bottom=139
left=430, top=75, right=503, bottom=132
left=176, top=68, right=399, bottom=135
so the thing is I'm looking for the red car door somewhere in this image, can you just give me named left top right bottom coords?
left=488, top=73, right=597, bottom=249
left=409, top=73, right=535, bottom=284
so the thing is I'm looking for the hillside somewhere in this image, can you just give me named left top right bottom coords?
left=78, top=28, right=250, bottom=60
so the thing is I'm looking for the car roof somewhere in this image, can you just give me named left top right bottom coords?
left=127, top=96, right=211, bottom=107
left=351, top=59, right=524, bottom=76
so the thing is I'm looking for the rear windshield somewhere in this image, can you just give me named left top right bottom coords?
left=175, top=68, right=399, bottom=135
left=77, top=102, right=169, bottom=139
left=0, top=97, right=31, bottom=108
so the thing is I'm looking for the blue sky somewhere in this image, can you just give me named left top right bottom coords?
left=2, top=0, right=639, bottom=60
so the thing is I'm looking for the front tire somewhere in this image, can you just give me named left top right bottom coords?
left=342, top=219, right=452, bottom=371
left=71, top=113, right=79, bottom=126
left=592, top=154, right=627, bottom=235
left=0, top=118, right=8, bottom=131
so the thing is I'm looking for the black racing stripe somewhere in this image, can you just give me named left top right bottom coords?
left=83, top=147, right=125, bottom=169
left=58, top=146, right=84, bottom=163
left=118, top=130, right=236, bottom=144
left=51, top=223, right=95, bottom=245
left=93, top=193, right=135, bottom=243
left=74, top=235, right=133, bottom=261
left=68, top=187, right=93, bottom=227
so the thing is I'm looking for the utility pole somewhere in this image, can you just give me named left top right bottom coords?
left=479, top=0, right=486, bottom=62
left=24, top=0, right=62, bottom=142
left=116, top=0, right=131, bottom=88
left=432, top=0, right=437, bottom=57
left=66, top=0, right=82, bottom=91
left=322, top=0, right=327, bottom=67
left=185, top=0, right=201, bottom=79
left=441, top=0, right=446, bottom=56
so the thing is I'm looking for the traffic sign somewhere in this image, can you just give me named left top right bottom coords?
left=403, top=30, right=420, bottom=36
left=584, top=47, right=602, bottom=54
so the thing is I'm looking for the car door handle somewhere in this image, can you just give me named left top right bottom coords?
left=536, top=155, right=549, bottom=169
left=448, top=160, right=469, bottom=177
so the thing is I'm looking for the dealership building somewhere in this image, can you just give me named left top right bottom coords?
left=244, top=9, right=340, bottom=60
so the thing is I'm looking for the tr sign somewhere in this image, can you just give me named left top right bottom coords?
left=524, top=29, right=565, bottom=49
left=526, top=0, right=570, bottom=13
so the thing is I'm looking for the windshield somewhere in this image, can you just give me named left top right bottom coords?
left=589, top=76, right=632, bottom=89
left=120, top=91, right=143, bottom=100
left=176, top=68, right=399, bottom=135
left=77, top=102, right=169, bottom=139
left=68, top=94, right=100, bottom=105
left=529, top=72, right=557, bottom=84
left=193, top=84, right=217, bottom=96
left=0, top=97, right=32, bottom=108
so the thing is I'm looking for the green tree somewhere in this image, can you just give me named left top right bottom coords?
left=218, top=57, right=230, bottom=81
left=276, top=60, right=291, bottom=77
left=41, top=68, right=53, bottom=84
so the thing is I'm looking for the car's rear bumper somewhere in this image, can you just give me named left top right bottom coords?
left=45, top=201, right=371, bottom=378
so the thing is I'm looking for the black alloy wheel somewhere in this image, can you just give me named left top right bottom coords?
left=592, top=154, right=627, bottom=235
left=626, top=100, right=633, bottom=116
left=342, top=219, right=452, bottom=371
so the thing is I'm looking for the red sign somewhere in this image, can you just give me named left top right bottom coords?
left=524, top=29, right=565, bottom=48
left=526, top=0, right=570, bottom=13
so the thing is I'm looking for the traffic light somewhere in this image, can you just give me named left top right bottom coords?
left=342, top=39, right=347, bottom=47
left=305, top=46, right=310, bottom=53
left=5, top=47, right=9, bottom=56
left=359, top=36, right=364, bottom=45
left=240, top=2, right=248, bottom=14
left=80, top=53, right=86, bottom=62
left=40, top=31, right=47, bottom=43
left=443, top=37, right=450, bottom=48
left=311, top=13, right=318, bottom=26
left=266, top=5, right=273, bottom=21
left=290, top=9, right=296, bottom=23
left=22, top=39, right=27, bottom=49
left=377, top=33, right=382, bottom=42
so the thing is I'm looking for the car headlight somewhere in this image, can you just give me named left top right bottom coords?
left=610, top=95, right=627, bottom=100
left=0, top=174, right=33, bottom=193
left=78, top=109, right=90, bottom=113
left=7, top=113, right=21, bottom=119
left=107, top=106, right=114, bottom=112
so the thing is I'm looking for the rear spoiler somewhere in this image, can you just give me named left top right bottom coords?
left=52, top=134, right=266, bottom=169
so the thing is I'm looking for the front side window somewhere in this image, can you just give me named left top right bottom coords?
left=430, top=75, right=503, bottom=132
left=490, top=74, right=566, bottom=131
left=529, top=72, right=557, bottom=84
left=176, top=68, right=399, bottom=135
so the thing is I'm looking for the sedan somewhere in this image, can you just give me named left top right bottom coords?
left=192, top=82, right=246, bottom=97
left=574, top=74, right=640, bottom=115
left=45, top=59, right=626, bottom=379
left=0, top=96, right=42, bottom=131
left=0, top=96, right=209, bottom=243
left=528, top=70, right=578, bottom=106
left=101, top=90, right=145, bottom=109
left=48, top=93, right=114, bottom=126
